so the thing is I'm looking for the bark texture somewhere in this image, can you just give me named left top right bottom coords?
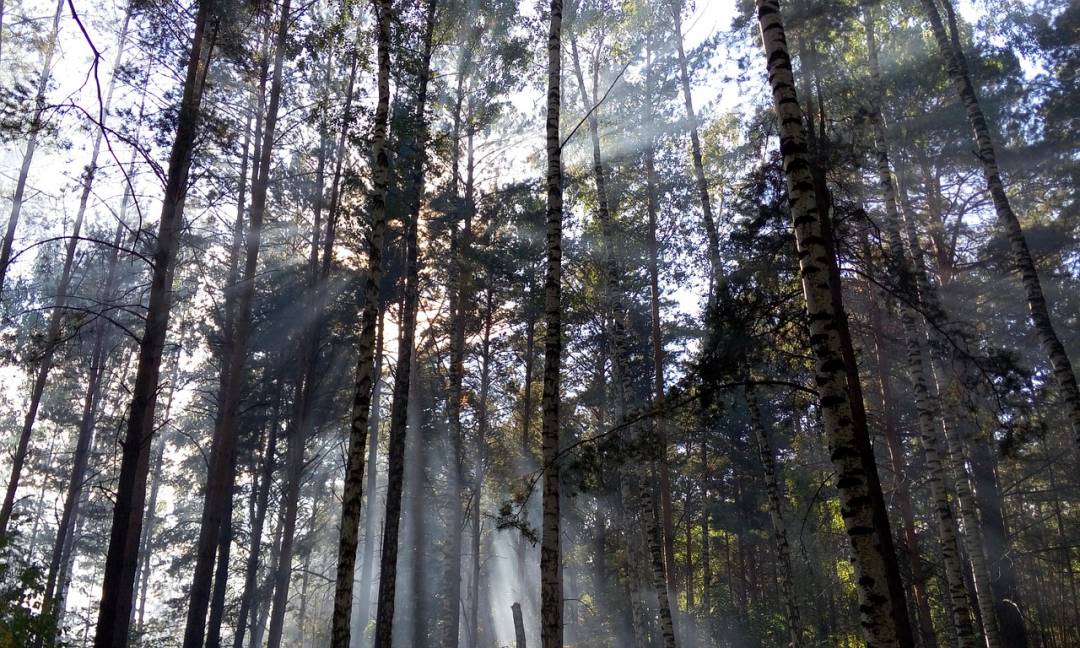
left=755, top=1, right=913, bottom=645
left=541, top=1, right=564, bottom=647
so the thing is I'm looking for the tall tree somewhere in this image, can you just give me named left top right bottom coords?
left=917, top=0, right=1080, bottom=451
left=0, top=5, right=131, bottom=542
left=540, top=1, right=564, bottom=647
left=754, top=1, right=914, bottom=645
left=93, top=2, right=219, bottom=645
left=180, top=0, right=291, bottom=644
left=0, top=0, right=64, bottom=296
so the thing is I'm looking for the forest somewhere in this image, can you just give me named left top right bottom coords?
left=0, top=0, right=1076, bottom=646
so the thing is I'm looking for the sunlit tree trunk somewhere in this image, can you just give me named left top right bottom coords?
left=755, top=1, right=914, bottom=645
left=540, top=1, right=564, bottom=647
left=0, top=0, right=64, bottom=298
left=93, top=4, right=218, bottom=645
left=918, top=0, right=1080, bottom=451
left=745, top=385, right=801, bottom=647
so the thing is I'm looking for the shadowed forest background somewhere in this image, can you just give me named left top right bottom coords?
left=0, top=0, right=1077, bottom=646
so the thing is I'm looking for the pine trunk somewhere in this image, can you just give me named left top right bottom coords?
left=0, top=0, right=64, bottom=297
left=93, top=3, right=218, bottom=644
left=182, top=2, right=288, bottom=643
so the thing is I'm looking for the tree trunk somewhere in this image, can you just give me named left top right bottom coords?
left=755, top=2, right=914, bottom=645
left=540, top=1, right=564, bottom=647
left=666, top=0, right=721, bottom=280
left=355, top=312, right=385, bottom=641
left=862, top=9, right=1008, bottom=645
left=93, top=3, right=218, bottom=645
left=642, top=26, right=677, bottom=606
left=330, top=3, right=405, bottom=646
left=205, top=481, right=235, bottom=648
left=43, top=213, right=127, bottom=620
left=745, top=385, right=801, bottom=647
left=939, top=405, right=1005, bottom=648
left=182, top=2, right=289, bottom=643
left=204, top=99, right=258, bottom=648
left=360, top=2, right=432, bottom=647
left=444, top=37, right=477, bottom=643
left=0, top=0, right=64, bottom=297
left=861, top=232, right=937, bottom=648
left=870, top=92, right=980, bottom=648
left=513, top=602, right=527, bottom=648
left=0, top=5, right=131, bottom=540
left=329, top=0, right=398, bottom=638
left=700, top=439, right=711, bottom=614
left=919, top=0, right=1080, bottom=450
left=232, top=382, right=280, bottom=648
left=968, top=436, right=1029, bottom=647
left=470, top=280, right=495, bottom=648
